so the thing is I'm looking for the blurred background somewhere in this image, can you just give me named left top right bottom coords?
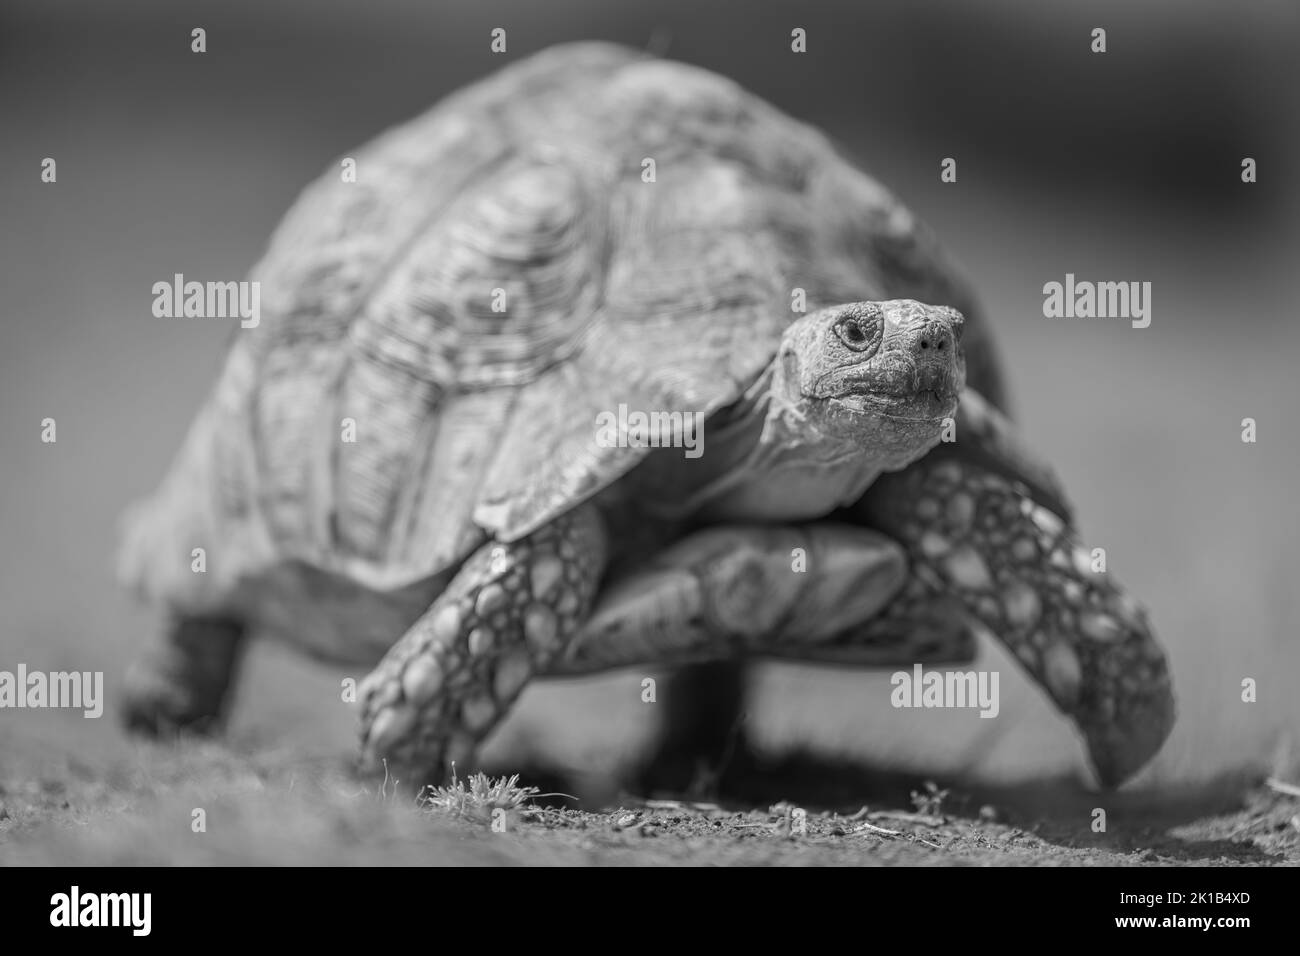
left=2, top=0, right=1297, bottom=796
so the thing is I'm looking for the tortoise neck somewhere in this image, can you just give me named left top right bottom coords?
left=684, top=360, right=882, bottom=523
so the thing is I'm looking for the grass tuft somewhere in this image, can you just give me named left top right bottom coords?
left=910, top=780, right=950, bottom=818
left=418, top=769, right=541, bottom=825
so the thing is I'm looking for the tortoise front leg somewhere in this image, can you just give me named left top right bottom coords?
left=855, top=459, right=1176, bottom=787
left=358, top=504, right=606, bottom=783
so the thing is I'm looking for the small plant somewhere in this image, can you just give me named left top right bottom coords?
left=910, top=781, right=949, bottom=818
left=418, top=769, right=540, bottom=825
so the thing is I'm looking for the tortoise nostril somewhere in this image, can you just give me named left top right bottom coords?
left=919, top=326, right=952, bottom=355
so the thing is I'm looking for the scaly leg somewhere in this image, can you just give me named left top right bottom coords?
left=856, top=457, right=1176, bottom=786
left=358, top=504, right=606, bottom=782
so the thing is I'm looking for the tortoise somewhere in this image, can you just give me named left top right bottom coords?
left=117, top=42, right=1175, bottom=789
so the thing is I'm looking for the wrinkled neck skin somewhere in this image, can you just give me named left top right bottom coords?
left=689, top=357, right=945, bottom=523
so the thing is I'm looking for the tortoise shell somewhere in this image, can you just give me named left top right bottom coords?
left=118, top=42, right=1002, bottom=616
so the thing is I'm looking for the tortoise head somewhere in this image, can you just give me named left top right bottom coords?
left=773, top=299, right=966, bottom=463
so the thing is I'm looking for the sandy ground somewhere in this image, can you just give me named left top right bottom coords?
left=3, top=727, right=1298, bottom=865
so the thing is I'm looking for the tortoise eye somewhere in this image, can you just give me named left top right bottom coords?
left=834, top=316, right=877, bottom=351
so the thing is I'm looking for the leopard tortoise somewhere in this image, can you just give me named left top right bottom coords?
left=118, top=42, right=1175, bottom=788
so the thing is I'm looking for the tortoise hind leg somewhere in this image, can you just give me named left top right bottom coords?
left=544, top=523, right=912, bottom=796
left=844, top=591, right=979, bottom=666
left=121, top=615, right=247, bottom=736
left=567, top=540, right=978, bottom=797
left=638, top=662, right=748, bottom=798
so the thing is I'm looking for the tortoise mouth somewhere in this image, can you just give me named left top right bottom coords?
left=830, top=385, right=958, bottom=421
left=816, top=352, right=961, bottom=415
